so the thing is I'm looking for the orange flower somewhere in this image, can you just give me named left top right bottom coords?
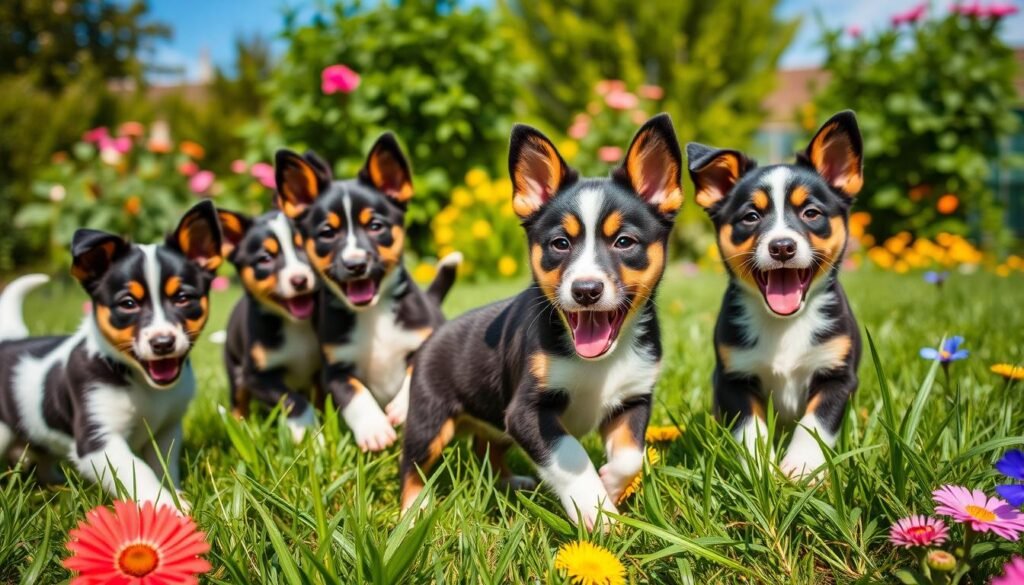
left=937, top=194, right=959, bottom=215
left=123, top=196, right=141, bottom=216
left=179, top=140, right=205, bottom=160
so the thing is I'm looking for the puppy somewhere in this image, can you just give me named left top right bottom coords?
left=275, top=136, right=460, bottom=452
left=218, top=207, right=321, bottom=441
left=687, top=111, right=863, bottom=479
left=399, top=115, right=682, bottom=528
left=0, top=200, right=222, bottom=506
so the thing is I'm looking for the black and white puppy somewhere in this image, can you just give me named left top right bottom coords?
left=688, top=111, right=863, bottom=479
left=0, top=200, right=222, bottom=506
left=275, top=137, right=460, bottom=453
left=218, top=207, right=321, bottom=441
left=399, top=115, right=682, bottom=528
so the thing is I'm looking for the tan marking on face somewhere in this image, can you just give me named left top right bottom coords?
left=358, top=207, right=373, bottom=225
left=718, top=344, right=732, bottom=370
left=162, top=276, right=180, bottom=298
left=95, top=305, right=136, bottom=360
left=128, top=280, right=146, bottom=301
left=562, top=214, right=580, bottom=238
left=241, top=266, right=279, bottom=303
left=378, top=225, right=405, bottom=269
left=620, top=243, right=666, bottom=320
left=718, top=224, right=757, bottom=289
left=602, top=211, right=622, bottom=238
left=263, top=238, right=280, bottom=255
left=529, top=352, right=548, bottom=388
left=304, top=239, right=333, bottom=274
left=530, top=243, right=561, bottom=303
left=808, top=216, right=847, bottom=280
left=327, top=212, right=341, bottom=229
left=752, top=189, right=769, bottom=211
left=790, top=185, right=809, bottom=207
left=250, top=343, right=268, bottom=370
left=185, top=296, right=209, bottom=338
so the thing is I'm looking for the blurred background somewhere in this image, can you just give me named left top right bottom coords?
left=1, top=0, right=1021, bottom=282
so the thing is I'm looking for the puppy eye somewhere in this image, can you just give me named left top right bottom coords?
left=257, top=253, right=275, bottom=265
left=317, top=225, right=338, bottom=240
left=802, top=207, right=822, bottom=221
left=613, top=235, right=637, bottom=250
left=172, top=291, right=193, bottom=307
left=117, top=297, right=139, bottom=311
left=551, top=237, right=571, bottom=252
left=741, top=211, right=761, bottom=225
left=367, top=220, right=386, bottom=234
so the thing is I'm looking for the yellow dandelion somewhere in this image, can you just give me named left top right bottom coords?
left=992, top=363, right=1024, bottom=381
left=883, top=236, right=907, bottom=255
left=867, top=247, right=895, bottom=269
left=435, top=225, right=455, bottom=246
left=452, top=187, right=473, bottom=208
left=497, top=255, right=517, bottom=277
left=645, top=425, right=682, bottom=443
left=412, top=263, right=436, bottom=283
left=554, top=541, right=626, bottom=585
left=465, top=168, right=489, bottom=188
left=471, top=219, right=492, bottom=239
left=617, top=448, right=660, bottom=503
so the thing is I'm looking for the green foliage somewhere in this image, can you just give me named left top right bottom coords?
left=501, top=0, right=797, bottom=148
left=814, top=9, right=1020, bottom=246
left=262, top=0, right=525, bottom=242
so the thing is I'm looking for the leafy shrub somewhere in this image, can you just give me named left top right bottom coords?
left=814, top=4, right=1020, bottom=247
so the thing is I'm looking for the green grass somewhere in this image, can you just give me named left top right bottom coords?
left=2, top=267, right=1023, bottom=583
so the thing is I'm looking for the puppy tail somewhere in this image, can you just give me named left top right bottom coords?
left=0, top=274, right=49, bottom=341
left=425, top=251, right=462, bottom=305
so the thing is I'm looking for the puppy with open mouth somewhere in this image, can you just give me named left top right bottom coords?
left=398, top=115, right=682, bottom=529
left=688, top=111, right=864, bottom=479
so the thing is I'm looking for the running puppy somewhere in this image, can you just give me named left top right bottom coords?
left=687, top=111, right=863, bottom=479
left=218, top=207, right=321, bottom=441
left=400, top=115, right=682, bottom=528
left=0, top=200, right=222, bottom=507
left=275, top=137, right=460, bottom=452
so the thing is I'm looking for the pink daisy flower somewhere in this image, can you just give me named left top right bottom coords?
left=933, top=485, right=1024, bottom=540
left=321, top=64, right=361, bottom=94
left=598, top=146, right=623, bottom=163
left=888, top=515, right=949, bottom=547
left=993, top=557, right=1024, bottom=585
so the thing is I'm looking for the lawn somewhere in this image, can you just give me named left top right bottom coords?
left=2, top=266, right=1023, bottom=583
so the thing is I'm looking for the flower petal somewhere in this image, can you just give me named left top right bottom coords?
left=997, top=485, right=1024, bottom=507
left=920, top=348, right=940, bottom=360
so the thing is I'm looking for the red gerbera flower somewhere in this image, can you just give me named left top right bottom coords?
left=64, top=500, right=211, bottom=585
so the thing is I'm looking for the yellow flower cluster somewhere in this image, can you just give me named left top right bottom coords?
left=554, top=541, right=626, bottom=585
left=857, top=219, right=1000, bottom=274
left=992, top=363, right=1024, bottom=381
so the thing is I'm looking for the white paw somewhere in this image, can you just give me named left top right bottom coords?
left=598, top=449, right=644, bottom=504
left=780, top=449, right=826, bottom=481
left=559, top=474, right=618, bottom=531
left=385, top=394, right=409, bottom=427
left=342, top=390, right=397, bottom=452
left=286, top=408, right=317, bottom=444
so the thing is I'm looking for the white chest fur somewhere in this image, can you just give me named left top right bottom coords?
left=325, top=298, right=425, bottom=405
left=548, top=329, right=660, bottom=438
left=257, top=319, right=320, bottom=389
left=725, top=292, right=843, bottom=421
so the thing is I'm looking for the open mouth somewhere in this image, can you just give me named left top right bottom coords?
left=754, top=268, right=813, bottom=316
left=565, top=309, right=627, bottom=359
left=144, top=357, right=183, bottom=385
left=341, top=278, right=378, bottom=306
left=280, top=293, right=315, bottom=320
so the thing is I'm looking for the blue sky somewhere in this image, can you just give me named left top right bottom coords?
left=144, top=0, right=1024, bottom=83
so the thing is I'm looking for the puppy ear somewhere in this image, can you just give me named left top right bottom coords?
left=276, top=149, right=330, bottom=218
left=509, top=124, right=577, bottom=220
left=358, top=133, right=413, bottom=205
left=686, top=143, right=754, bottom=210
left=216, top=209, right=252, bottom=259
left=801, top=110, right=863, bottom=197
left=168, top=200, right=223, bottom=273
left=71, top=229, right=129, bottom=292
left=613, top=113, right=683, bottom=218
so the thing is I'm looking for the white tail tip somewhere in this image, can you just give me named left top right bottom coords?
left=0, top=274, right=50, bottom=341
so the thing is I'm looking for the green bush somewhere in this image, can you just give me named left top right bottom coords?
left=260, top=0, right=526, bottom=247
left=814, top=5, right=1020, bottom=247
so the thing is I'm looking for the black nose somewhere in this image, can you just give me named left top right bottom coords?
left=571, top=280, right=605, bottom=306
left=342, top=258, right=368, bottom=275
left=290, top=275, right=309, bottom=291
left=768, top=238, right=797, bottom=262
left=150, top=335, right=176, bottom=356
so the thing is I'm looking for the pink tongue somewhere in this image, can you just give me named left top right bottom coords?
left=148, top=358, right=180, bottom=383
left=346, top=279, right=376, bottom=304
left=571, top=312, right=615, bottom=359
left=765, top=269, right=804, bottom=315
left=285, top=295, right=314, bottom=319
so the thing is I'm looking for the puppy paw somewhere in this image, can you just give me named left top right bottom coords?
left=286, top=408, right=318, bottom=444
left=559, top=475, right=618, bottom=532
left=385, top=396, right=408, bottom=427
left=598, top=448, right=644, bottom=504
left=351, top=413, right=397, bottom=453
left=780, top=451, right=827, bottom=482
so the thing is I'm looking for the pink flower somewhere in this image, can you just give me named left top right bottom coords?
left=631, top=110, right=649, bottom=125
left=892, top=2, right=927, bottom=25
left=598, top=146, right=623, bottom=163
left=638, top=84, right=664, bottom=100
left=595, top=79, right=626, bottom=96
left=568, top=115, right=590, bottom=140
left=189, top=170, right=215, bottom=195
left=933, top=485, right=1024, bottom=540
left=953, top=1, right=984, bottom=16
left=847, top=24, right=863, bottom=38
left=322, top=64, right=361, bottom=94
left=994, top=557, right=1024, bottom=585
left=230, top=159, right=248, bottom=174
left=605, top=90, right=639, bottom=110
left=82, top=301, right=93, bottom=315
left=986, top=2, right=1019, bottom=18
left=211, top=275, right=230, bottom=292
left=888, top=515, right=949, bottom=548
left=179, top=161, right=199, bottom=177
left=250, top=162, right=276, bottom=189
left=82, top=127, right=108, bottom=144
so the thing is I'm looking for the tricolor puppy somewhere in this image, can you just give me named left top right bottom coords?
left=218, top=207, right=321, bottom=442
left=275, top=136, right=460, bottom=452
left=399, top=115, right=681, bottom=529
left=0, top=200, right=222, bottom=506
left=687, top=111, right=863, bottom=479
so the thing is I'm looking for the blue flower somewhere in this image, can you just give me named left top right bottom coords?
left=996, top=450, right=1024, bottom=507
left=920, top=336, right=968, bottom=363
left=924, top=271, right=949, bottom=285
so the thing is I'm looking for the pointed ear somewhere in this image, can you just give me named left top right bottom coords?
left=358, top=133, right=414, bottom=205
left=216, top=209, right=252, bottom=259
left=168, top=200, right=223, bottom=273
left=71, top=229, right=129, bottom=291
left=276, top=149, right=330, bottom=218
left=801, top=110, right=863, bottom=197
left=614, top=113, right=683, bottom=217
left=686, top=143, right=754, bottom=210
left=509, top=124, right=577, bottom=220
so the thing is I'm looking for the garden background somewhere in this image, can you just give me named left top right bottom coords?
left=2, top=0, right=1024, bottom=583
